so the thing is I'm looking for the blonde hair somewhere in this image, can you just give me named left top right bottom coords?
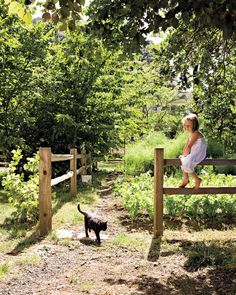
left=182, top=113, right=199, bottom=132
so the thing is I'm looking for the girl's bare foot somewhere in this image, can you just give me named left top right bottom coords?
left=179, top=179, right=189, bottom=188
left=194, top=178, right=202, bottom=190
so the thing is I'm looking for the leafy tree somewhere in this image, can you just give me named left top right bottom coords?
left=0, top=1, right=186, bottom=159
left=152, top=21, right=236, bottom=153
left=44, top=33, right=177, bottom=155
left=86, top=0, right=236, bottom=49
left=1, top=148, right=40, bottom=223
left=0, top=8, right=54, bottom=155
left=0, top=9, right=168, bottom=157
left=6, top=1, right=236, bottom=44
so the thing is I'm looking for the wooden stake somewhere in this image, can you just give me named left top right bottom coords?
left=80, top=148, right=87, bottom=175
left=154, top=148, right=164, bottom=237
left=39, top=147, right=52, bottom=236
left=70, top=148, right=77, bottom=197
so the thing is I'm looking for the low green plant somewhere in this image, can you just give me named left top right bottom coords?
left=114, top=170, right=236, bottom=222
left=114, top=173, right=154, bottom=219
left=1, top=149, right=39, bottom=223
left=0, top=262, right=10, bottom=279
left=165, top=169, right=236, bottom=220
left=78, top=280, right=94, bottom=292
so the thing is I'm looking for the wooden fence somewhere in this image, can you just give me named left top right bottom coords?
left=39, top=147, right=91, bottom=236
left=154, top=148, right=236, bottom=237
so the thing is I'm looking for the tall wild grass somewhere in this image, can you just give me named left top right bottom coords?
left=125, top=132, right=187, bottom=175
left=125, top=131, right=236, bottom=175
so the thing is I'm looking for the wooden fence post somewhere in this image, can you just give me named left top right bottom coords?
left=154, top=148, right=164, bottom=237
left=70, top=148, right=77, bottom=197
left=39, top=147, right=52, bottom=236
left=81, top=148, right=87, bottom=175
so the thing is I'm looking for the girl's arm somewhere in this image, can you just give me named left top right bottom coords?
left=181, top=138, right=190, bottom=156
left=182, top=132, right=199, bottom=156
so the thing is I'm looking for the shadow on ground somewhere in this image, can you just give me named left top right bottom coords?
left=118, top=213, right=153, bottom=234
left=79, top=237, right=100, bottom=247
left=5, top=227, right=42, bottom=256
left=104, top=268, right=236, bottom=295
left=147, top=237, right=162, bottom=261
left=164, top=214, right=236, bottom=231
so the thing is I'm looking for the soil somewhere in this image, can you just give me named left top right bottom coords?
left=0, top=172, right=235, bottom=295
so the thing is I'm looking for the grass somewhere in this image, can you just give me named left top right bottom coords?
left=0, top=255, right=40, bottom=280
left=146, top=228, right=236, bottom=270
left=77, top=280, right=94, bottom=292
left=0, top=203, right=15, bottom=225
left=184, top=240, right=236, bottom=270
left=98, top=161, right=124, bottom=172
left=161, top=228, right=236, bottom=269
left=125, top=131, right=187, bottom=175
left=111, top=233, right=147, bottom=251
left=68, top=275, right=78, bottom=284
left=52, top=178, right=102, bottom=230
left=0, top=263, right=10, bottom=279
left=53, top=202, right=84, bottom=228
left=0, top=201, right=26, bottom=253
left=15, top=255, right=40, bottom=267
left=164, top=228, right=236, bottom=242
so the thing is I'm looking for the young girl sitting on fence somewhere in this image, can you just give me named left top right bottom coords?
left=179, top=114, right=206, bottom=190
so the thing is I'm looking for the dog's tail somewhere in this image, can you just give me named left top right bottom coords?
left=77, top=204, right=86, bottom=215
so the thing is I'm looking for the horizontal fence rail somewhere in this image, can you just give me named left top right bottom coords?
left=154, top=148, right=236, bottom=238
left=51, top=154, right=73, bottom=162
left=77, top=166, right=85, bottom=175
left=163, top=187, right=236, bottom=195
left=165, top=158, right=236, bottom=166
left=51, top=171, right=74, bottom=186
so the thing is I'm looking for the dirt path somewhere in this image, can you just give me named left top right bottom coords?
left=0, top=172, right=235, bottom=295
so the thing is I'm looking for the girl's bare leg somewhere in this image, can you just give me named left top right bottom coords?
left=179, top=172, right=190, bottom=188
left=190, top=172, right=202, bottom=190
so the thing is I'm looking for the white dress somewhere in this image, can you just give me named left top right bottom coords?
left=181, top=133, right=207, bottom=173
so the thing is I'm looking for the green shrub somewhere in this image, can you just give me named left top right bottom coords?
left=2, top=149, right=40, bottom=223
left=215, top=165, right=236, bottom=175
left=154, top=113, right=183, bottom=138
left=206, top=138, right=224, bottom=158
